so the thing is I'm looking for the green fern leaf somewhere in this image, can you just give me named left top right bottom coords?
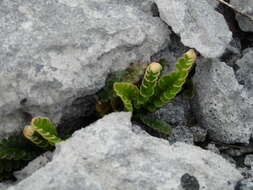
left=23, top=126, right=54, bottom=150
left=0, top=136, right=43, bottom=161
left=146, top=49, right=196, bottom=111
left=0, top=159, right=28, bottom=173
left=138, top=114, right=172, bottom=135
left=113, top=82, right=139, bottom=111
left=31, top=117, right=62, bottom=145
left=137, top=62, right=162, bottom=106
left=97, top=62, right=146, bottom=103
left=0, top=171, right=14, bottom=181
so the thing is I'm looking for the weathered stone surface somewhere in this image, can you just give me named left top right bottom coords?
left=206, top=0, right=220, bottom=8
left=238, top=167, right=253, bottom=179
left=245, top=155, right=253, bottom=167
left=206, top=143, right=220, bottom=154
left=0, top=0, right=170, bottom=137
left=230, top=0, right=253, bottom=32
left=155, top=0, right=232, bottom=58
left=190, top=126, right=207, bottom=143
left=235, top=48, right=253, bottom=94
left=235, top=179, right=253, bottom=190
left=14, top=152, right=53, bottom=182
left=152, top=96, right=191, bottom=126
left=192, top=58, right=253, bottom=144
left=7, top=112, right=242, bottom=190
left=168, top=125, right=194, bottom=144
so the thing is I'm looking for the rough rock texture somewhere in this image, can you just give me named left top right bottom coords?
left=155, top=0, right=232, bottom=58
left=238, top=167, right=253, bottom=179
left=235, top=48, right=253, bottom=94
left=206, top=143, right=220, bottom=154
left=168, top=125, right=194, bottom=144
left=190, top=126, right=207, bottom=143
left=7, top=112, right=242, bottom=190
left=192, top=58, right=253, bottom=144
left=230, top=0, right=253, bottom=32
left=235, top=179, right=253, bottom=190
left=14, top=152, right=53, bottom=182
left=206, top=0, right=220, bottom=8
left=0, top=0, right=170, bottom=137
left=244, top=155, right=253, bottom=167
left=152, top=96, right=191, bottom=126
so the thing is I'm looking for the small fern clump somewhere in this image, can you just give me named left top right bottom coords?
left=0, top=136, right=44, bottom=181
left=0, top=117, right=63, bottom=181
left=113, top=49, right=197, bottom=135
left=23, top=117, right=63, bottom=147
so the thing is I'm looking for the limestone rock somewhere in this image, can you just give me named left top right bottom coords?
left=235, top=48, right=253, bottom=94
left=14, top=152, right=53, bottom=182
left=0, top=0, right=170, bottom=137
left=192, top=58, right=252, bottom=144
left=168, top=125, right=194, bottom=144
left=235, top=179, right=253, bottom=190
left=155, top=0, right=232, bottom=58
left=230, top=0, right=253, bottom=32
left=152, top=96, right=191, bottom=126
left=190, top=126, right=207, bottom=143
left=7, top=112, right=242, bottom=190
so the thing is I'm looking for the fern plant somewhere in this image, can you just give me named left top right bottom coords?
left=23, top=117, right=63, bottom=148
left=0, top=135, right=44, bottom=181
left=113, top=49, right=197, bottom=134
left=0, top=117, right=63, bottom=181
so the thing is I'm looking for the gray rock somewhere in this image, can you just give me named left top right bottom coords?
left=221, top=154, right=236, bottom=166
left=153, top=96, right=191, bottom=126
left=0, top=0, right=170, bottom=137
left=0, top=183, right=11, bottom=190
left=238, top=168, right=253, bottom=179
left=224, top=147, right=253, bottom=157
left=192, top=58, right=253, bottom=144
left=190, top=126, right=207, bottom=143
left=155, top=0, right=232, bottom=58
left=168, top=125, right=194, bottom=144
left=235, top=48, right=253, bottom=94
left=14, top=152, right=53, bottom=182
left=206, top=143, right=220, bottom=154
left=230, top=0, right=253, bottom=32
left=235, top=179, right=253, bottom=190
left=206, top=0, right=220, bottom=8
left=7, top=112, right=242, bottom=190
left=245, top=155, right=253, bottom=167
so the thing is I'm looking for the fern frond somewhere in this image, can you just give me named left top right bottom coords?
left=138, top=114, right=172, bottom=135
left=146, top=49, right=196, bottom=112
left=97, top=62, right=146, bottom=103
left=0, top=159, right=28, bottom=173
left=113, top=82, right=139, bottom=111
left=0, top=136, right=43, bottom=161
left=31, top=117, right=63, bottom=145
left=137, top=62, right=162, bottom=107
left=23, top=126, right=54, bottom=150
